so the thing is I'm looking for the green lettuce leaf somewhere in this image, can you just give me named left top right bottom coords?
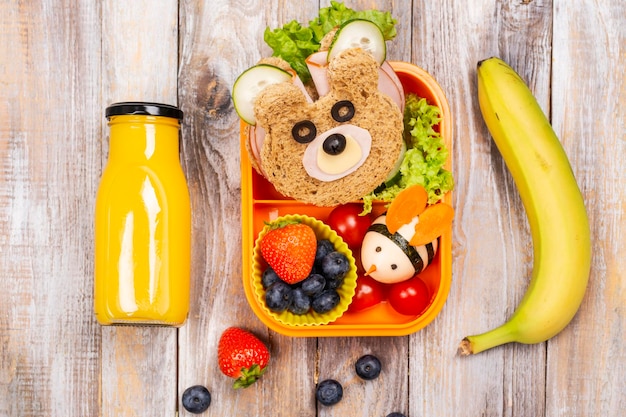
left=263, top=21, right=319, bottom=83
left=362, top=94, right=454, bottom=214
left=263, top=1, right=397, bottom=82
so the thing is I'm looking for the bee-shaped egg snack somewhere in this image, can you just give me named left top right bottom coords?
left=360, top=184, right=454, bottom=284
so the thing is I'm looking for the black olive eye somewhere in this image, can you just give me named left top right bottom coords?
left=292, top=120, right=317, bottom=143
left=391, top=264, right=398, bottom=270
left=375, top=247, right=382, bottom=253
left=331, top=100, right=355, bottom=122
left=323, top=133, right=346, bottom=155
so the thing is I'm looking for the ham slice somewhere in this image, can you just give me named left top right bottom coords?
left=248, top=124, right=266, bottom=176
left=379, top=61, right=405, bottom=112
left=306, top=51, right=331, bottom=97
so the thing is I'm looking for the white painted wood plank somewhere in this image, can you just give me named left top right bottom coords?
left=100, top=1, right=180, bottom=415
left=548, top=1, right=626, bottom=415
left=176, top=1, right=321, bottom=415
left=409, top=1, right=553, bottom=416
left=0, top=1, right=102, bottom=416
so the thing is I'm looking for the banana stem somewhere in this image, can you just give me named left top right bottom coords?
left=458, top=324, right=517, bottom=355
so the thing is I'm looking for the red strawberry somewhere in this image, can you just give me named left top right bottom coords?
left=217, top=327, right=270, bottom=389
left=260, top=220, right=316, bottom=284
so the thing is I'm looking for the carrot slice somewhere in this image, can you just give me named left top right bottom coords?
left=386, top=185, right=429, bottom=234
left=409, top=202, right=454, bottom=247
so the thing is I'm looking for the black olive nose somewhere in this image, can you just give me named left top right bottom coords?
left=323, top=133, right=347, bottom=155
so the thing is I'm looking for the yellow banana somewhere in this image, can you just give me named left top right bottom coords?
left=458, top=57, right=591, bottom=355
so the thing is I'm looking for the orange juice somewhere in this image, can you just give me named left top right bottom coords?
left=95, top=102, right=191, bottom=326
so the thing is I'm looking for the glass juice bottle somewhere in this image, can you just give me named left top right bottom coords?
left=95, top=102, right=191, bottom=326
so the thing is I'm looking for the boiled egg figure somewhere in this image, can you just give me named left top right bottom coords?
left=360, top=214, right=438, bottom=284
left=360, top=184, right=454, bottom=284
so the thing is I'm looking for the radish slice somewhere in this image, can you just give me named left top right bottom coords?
left=328, top=19, right=386, bottom=65
left=232, top=64, right=292, bottom=125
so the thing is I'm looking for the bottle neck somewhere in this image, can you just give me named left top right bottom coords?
left=107, top=115, right=181, bottom=162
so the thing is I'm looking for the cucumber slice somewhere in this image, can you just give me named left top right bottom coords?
left=384, top=139, right=407, bottom=185
left=328, top=19, right=386, bottom=65
left=232, top=64, right=292, bottom=125
left=373, top=139, right=406, bottom=194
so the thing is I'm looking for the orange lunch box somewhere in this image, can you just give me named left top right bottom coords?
left=240, top=61, right=452, bottom=337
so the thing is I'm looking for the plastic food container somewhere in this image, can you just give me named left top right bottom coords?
left=240, top=61, right=452, bottom=337
left=251, top=214, right=358, bottom=327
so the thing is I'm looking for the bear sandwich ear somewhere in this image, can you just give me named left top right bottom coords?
left=253, top=82, right=311, bottom=131
left=326, top=48, right=381, bottom=100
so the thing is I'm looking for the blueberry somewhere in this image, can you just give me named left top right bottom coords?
left=321, top=251, right=351, bottom=281
left=181, top=385, right=211, bottom=414
left=265, top=281, right=293, bottom=312
left=288, top=287, right=311, bottom=315
left=300, top=273, right=326, bottom=297
left=386, top=413, right=407, bottom=417
left=261, top=267, right=281, bottom=289
left=311, top=290, right=340, bottom=314
left=316, top=379, right=343, bottom=406
left=315, top=239, right=335, bottom=267
left=325, top=273, right=344, bottom=290
left=355, top=354, right=382, bottom=380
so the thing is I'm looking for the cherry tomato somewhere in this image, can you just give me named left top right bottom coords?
left=388, top=275, right=431, bottom=316
left=348, top=275, right=387, bottom=313
left=326, top=204, right=372, bottom=249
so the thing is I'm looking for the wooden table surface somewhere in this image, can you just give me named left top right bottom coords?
left=1, top=1, right=624, bottom=416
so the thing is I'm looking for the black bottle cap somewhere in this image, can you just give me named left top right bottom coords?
left=105, top=102, right=183, bottom=120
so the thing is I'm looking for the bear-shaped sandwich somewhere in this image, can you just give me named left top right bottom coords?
left=237, top=46, right=405, bottom=207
